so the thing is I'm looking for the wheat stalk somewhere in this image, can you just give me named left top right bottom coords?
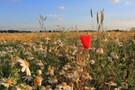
left=97, top=12, right=99, bottom=24
left=90, top=9, right=93, bottom=18
left=101, top=9, right=104, bottom=25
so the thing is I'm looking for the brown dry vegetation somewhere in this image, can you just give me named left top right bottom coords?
left=0, top=31, right=134, bottom=42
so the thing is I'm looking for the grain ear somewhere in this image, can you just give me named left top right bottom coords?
left=97, top=12, right=99, bottom=24
left=101, top=8, right=104, bottom=25
left=90, top=9, right=93, bottom=18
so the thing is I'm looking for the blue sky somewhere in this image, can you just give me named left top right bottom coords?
left=0, top=0, right=135, bottom=31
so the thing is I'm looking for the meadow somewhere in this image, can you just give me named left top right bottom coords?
left=0, top=31, right=135, bottom=90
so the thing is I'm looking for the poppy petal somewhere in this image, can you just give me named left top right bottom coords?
left=80, top=34, right=92, bottom=49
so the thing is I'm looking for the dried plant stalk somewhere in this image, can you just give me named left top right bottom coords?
left=101, top=9, right=104, bottom=25
left=97, top=12, right=99, bottom=24
left=90, top=9, right=93, bottom=18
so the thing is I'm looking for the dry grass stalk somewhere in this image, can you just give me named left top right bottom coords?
left=101, top=9, right=104, bottom=25
left=90, top=9, right=93, bottom=18
left=97, top=12, right=99, bottom=24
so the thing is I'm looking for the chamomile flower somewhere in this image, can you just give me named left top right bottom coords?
left=36, top=60, right=44, bottom=67
left=25, top=85, right=33, bottom=90
left=110, top=52, right=119, bottom=59
left=63, top=63, right=71, bottom=70
left=132, top=39, right=135, bottom=44
left=45, top=37, right=50, bottom=44
left=34, top=76, right=43, bottom=86
left=96, top=48, right=104, bottom=54
left=114, top=87, right=121, bottom=90
left=121, top=82, right=128, bottom=89
left=45, top=85, right=52, bottom=90
left=48, top=76, right=58, bottom=84
left=37, top=69, right=42, bottom=76
left=39, top=86, right=46, bottom=90
left=24, top=50, right=31, bottom=56
left=59, top=69, right=65, bottom=75
left=26, top=53, right=34, bottom=60
left=90, top=60, right=95, bottom=65
left=56, top=82, right=72, bottom=90
left=82, top=71, right=92, bottom=80
left=84, top=86, right=95, bottom=90
left=54, top=87, right=62, bottom=90
left=9, top=55, right=17, bottom=66
left=0, top=78, right=16, bottom=88
left=102, top=38, right=108, bottom=42
left=37, top=43, right=44, bottom=51
left=114, top=37, right=123, bottom=46
left=18, top=58, right=31, bottom=76
left=105, top=81, right=117, bottom=86
left=46, top=66, right=54, bottom=76
left=12, top=85, right=21, bottom=90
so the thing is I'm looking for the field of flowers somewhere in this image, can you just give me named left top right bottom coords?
left=0, top=31, right=135, bottom=90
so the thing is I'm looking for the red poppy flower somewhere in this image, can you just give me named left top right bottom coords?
left=80, top=34, right=92, bottom=49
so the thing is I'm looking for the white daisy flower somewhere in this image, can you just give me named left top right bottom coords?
left=34, top=76, right=43, bottom=86
left=84, top=86, right=95, bottom=90
left=45, top=85, right=52, bottom=90
left=110, top=52, right=119, bottom=59
left=46, top=66, right=54, bottom=76
left=12, top=85, right=22, bottom=90
left=48, top=76, right=58, bottom=84
left=132, top=39, right=135, bottom=44
left=56, top=82, right=72, bottom=90
left=96, top=48, right=104, bottom=54
left=105, top=81, right=117, bottom=86
left=63, top=63, right=71, bottom=70
left=37, top=69, right=42, bottom=76
left=121, top=82, right=128, bottom=89
left=0, top=78, right=16, bottom=88
left=82, top=71, right=93, bottom=80
left=18, top=58, right=31, bottom=76
left=90, top=60, right=95, bottom=65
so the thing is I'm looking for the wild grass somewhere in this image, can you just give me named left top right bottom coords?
left=0, top=31, right=134, bottom=90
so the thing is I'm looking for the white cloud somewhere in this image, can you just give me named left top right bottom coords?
left=125, top=1, right=131, bottom=5
left=49, top=14, right=64, bottom=21
left=58, top=6, right=65, bottom=10
left=112, top=0, right=120, bottom=3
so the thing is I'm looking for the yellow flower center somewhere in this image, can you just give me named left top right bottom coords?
left=6, top=79, right=12, bottom=84
left=89, top=88, right=93, bottom=90
left=70, top=82, right=74, bottom=87
left=62, top=82, right=67, bottom=86
left=48, top=66, right=54, bottom=73
left=27, top=86, right=32, bottom=90
left=26, top=74, right=31, bottom=77
left=39, top=44, right=42, bottom=48
left=24, top=60, right=29, bottom=67
left=34, top=77, right=42, bottom=84
left=61, top=70, right=65, bottom=74
left=37, top=70, right=42, bottom=75
left=10, top=56, right=14, bottom=62
left=20, top=83, right=26, bottom=89
left=125, top=83, right=128, bottom=86
left=46, top=85, right=51, bottom=89
left=56, top=87, right=61, bottom=90
left=109, top=81, right=115, bottom=84
left=85, top=72, right=90, bottom=77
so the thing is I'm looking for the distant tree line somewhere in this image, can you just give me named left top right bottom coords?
left=0, top=29, right=134, bottom=33
left=0, top=30, right=32, bottom=33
